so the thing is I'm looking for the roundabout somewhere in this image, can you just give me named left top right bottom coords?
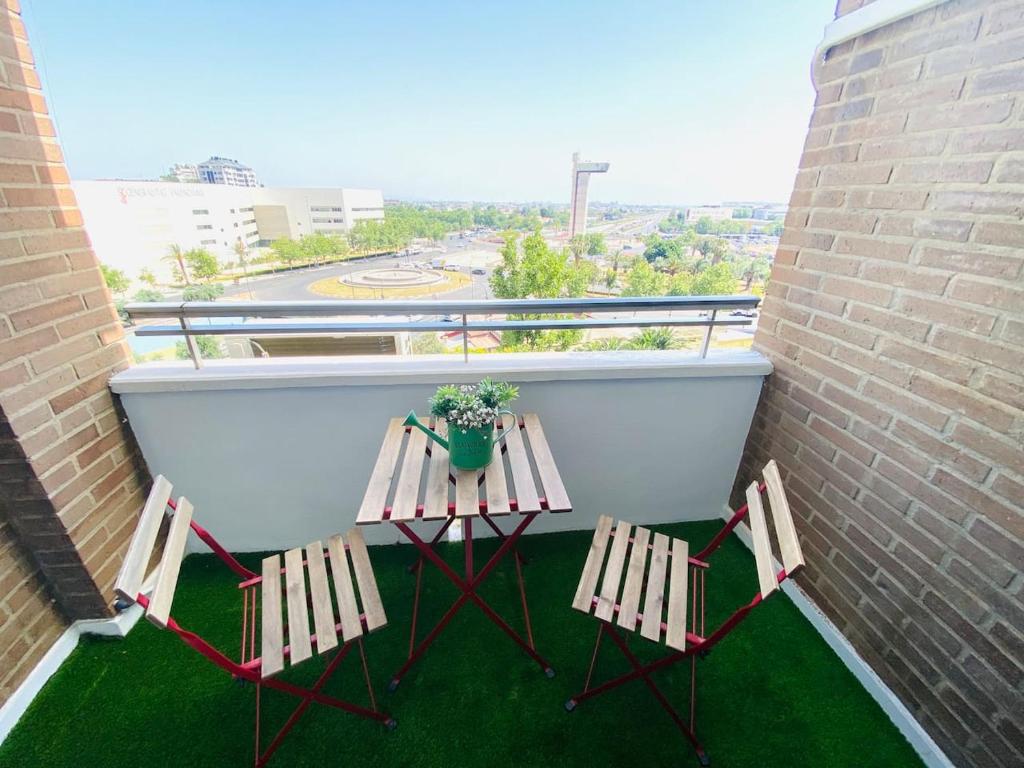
left=340, top=267, right=446, bottom=288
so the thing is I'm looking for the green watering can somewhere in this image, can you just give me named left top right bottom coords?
left=404, top=410, right=516, bottom=470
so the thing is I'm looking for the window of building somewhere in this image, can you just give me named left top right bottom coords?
left=196, top=224, right=213, bottom=230
left=192, top=209, right=209, bottom=215
left=352, top=207, right=384, bottom=212
left=200, top=239, right=216, bottom=245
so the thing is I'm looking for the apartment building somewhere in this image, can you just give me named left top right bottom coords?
left=196, top=156, right=258, bottom=187
left=72, top=181, right=384, bottom=283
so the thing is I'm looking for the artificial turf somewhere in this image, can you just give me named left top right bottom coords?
left=1, top=521, right=923, bottom=767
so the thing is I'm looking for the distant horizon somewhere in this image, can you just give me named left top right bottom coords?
left=71, top=176, right=787, bottom=211
left=30, top=1, right=834, bottom=204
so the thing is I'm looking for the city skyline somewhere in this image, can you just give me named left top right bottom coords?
left=26, top=1, right=835, bottom=205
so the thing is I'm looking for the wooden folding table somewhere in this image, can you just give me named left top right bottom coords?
left=355, top=412, right=572, bottom=690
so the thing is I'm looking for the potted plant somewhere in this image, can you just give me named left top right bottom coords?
left=404, top=378, right=519, bottom=470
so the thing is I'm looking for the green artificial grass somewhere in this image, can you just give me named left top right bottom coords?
left=1, top=522, right=923, bottom=767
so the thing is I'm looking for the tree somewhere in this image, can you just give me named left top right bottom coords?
left=585, top=232, right=606, bottom=256
left=300, top=232, right=348, bottom=264
left=630, top=327, right=679, bottom=350
left=175, top=336, right=225, bottom=360
left=182, top=283, right=224, bottom=301
left=139, top=267, right=157, bottom=287
left=163, top=244, right=191, bottom=285
left=667, top=272, right=694, bottom=296
left=271, top=237, right=305, bottom=266
left=490, top=231, right=596, bottom=350
left=691, top=263, right=738, bottom=295
left=184, top=248, right=219, bottom=281
left=738, top=257, right=771, bottom=291
left=604, top=268, right=618, bottom=291
left=642, top=235, right=684, bottom=264
left=621, top=259, right=667, bottom=297
left=132, top=288, right=164, bottom=302
left=100, top=264, right=130, bottom=295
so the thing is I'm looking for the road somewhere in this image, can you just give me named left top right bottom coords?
left=219, top=234, right=500, bottom=303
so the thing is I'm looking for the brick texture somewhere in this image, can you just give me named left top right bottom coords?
left=736, top=3, right=1024, bottom=767
left=0, top=0, right=150, bottom=707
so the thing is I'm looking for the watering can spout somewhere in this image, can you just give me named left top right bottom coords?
left=405, top=411, right=449, bottom=451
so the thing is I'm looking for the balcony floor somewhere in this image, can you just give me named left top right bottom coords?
left=1, top=522, right=922, bottom=767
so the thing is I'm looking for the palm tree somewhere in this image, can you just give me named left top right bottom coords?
left=163, top=244, right=191, bottom=285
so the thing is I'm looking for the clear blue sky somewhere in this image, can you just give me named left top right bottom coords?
left=24, top=0, right=835, bottom=205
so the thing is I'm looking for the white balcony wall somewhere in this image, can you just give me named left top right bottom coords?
left=110, top=352, right=771, bottom=550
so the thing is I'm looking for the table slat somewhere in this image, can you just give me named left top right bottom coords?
left=594, top=521, right=631, bottom=622
left=356, top=418, right=406, bottom=524
left=484, top=441, right=511, bottom=516
left=260, top=554, right=284, bottom=678
left=504, top=416, right=541, bottom=513
left=391, top=427, right=428, bottom=522
left=572, top=515, right=613, bottom=612
left=305, top=541, right=338, bottom=653
left=326, top=534, right=363, bottom=641
left=284, top=548, right=312, bottom=665
left=640, top=533, right=670, bottom=642
left=616, top=525, right=650, bottom=632
left=347, top=527, right=387, bottom=631
left=454, top=469, right=480, bottom=517
left=522, top=414, right=571, bottom=512
left=665, top=538, right=689, bottom=651
left=421, top=419, right=451, bottom=520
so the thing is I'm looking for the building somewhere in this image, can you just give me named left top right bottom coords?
left=168, top=163, right=199, bottom=183
left=72, top=180, right=385, bottom=282
left=684, top=205, right=734, bottom=222
left=751, top=205, right=787, bottom=220
left=568, top=152, right=609, bottom=238
left=196, top=156, right=259, bottom=187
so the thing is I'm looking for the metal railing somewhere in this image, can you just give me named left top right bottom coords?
left=124, top=295, right=761, bottom=368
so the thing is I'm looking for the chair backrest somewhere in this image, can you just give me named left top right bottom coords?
left=114, top=475, right=194, bottom=629
left=744, top=459, right=805, bottom=599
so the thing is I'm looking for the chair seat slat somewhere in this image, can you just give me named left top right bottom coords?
left=261, top=554, right=285, bottom=678
left=347, top=528, right=387, bottom=632
left=594, top=521, right=632, bottom=622
left=640, top=533, right=670, bottom=642
left=114, top=475, right=173, bottom=603
left=572, top=515, right=613, bottom=612
left=763, top=460, right=805, bottom=574
left=146, top=496, right=193, bottom=629
left=746, top=482, right=779, bottom=599
left=284, top=548, right=313, bottom=665
left=616, top=526, right=650, bottom=631
left=665, top=538, right=689, bottom=651
left=327, top=534, right=363, bottom=641
left=305, top=541, right=338, bottom=654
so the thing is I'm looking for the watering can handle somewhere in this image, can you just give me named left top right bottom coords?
left=494, top=410, right=517, bottom=445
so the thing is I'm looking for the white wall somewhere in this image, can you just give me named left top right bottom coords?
left=111, top=352, right=770, bottom=551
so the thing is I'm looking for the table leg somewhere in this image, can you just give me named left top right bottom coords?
left=389, top=514, right=553, bottom=690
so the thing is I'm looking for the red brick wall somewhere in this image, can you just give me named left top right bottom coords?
left=735, top=2, right=1024, bottom=767
left=0, top=0, right=150, bottom=706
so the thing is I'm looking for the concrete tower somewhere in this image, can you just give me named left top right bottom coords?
left=569, top=151, right=610, bottom=237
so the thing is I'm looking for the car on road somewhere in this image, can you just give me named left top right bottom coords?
left=731, top=309, right=758, bottom=318
left=471, top=268, right=486, bottom=275
left=443, top=264, right=462, bottom=272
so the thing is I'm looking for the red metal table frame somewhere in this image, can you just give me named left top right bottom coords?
left=355, top=413, right=572, bottom=690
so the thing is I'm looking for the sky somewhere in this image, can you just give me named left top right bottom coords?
left=24, top=0, right=836, bottom=206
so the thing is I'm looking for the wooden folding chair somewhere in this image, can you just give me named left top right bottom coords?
left=565, top=460, right=805, bottom=766
left=114, top=476, right=396, bottom=767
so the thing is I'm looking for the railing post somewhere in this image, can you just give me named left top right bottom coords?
left=180, top=316, right=202, bottom=369
left=699, top=310, right=717, bottom=359
left=461, top=313, right=469, bottom=363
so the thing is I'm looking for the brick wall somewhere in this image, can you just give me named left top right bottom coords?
left=735, top=1, right=1024, bottom=766
left=0, top=0, right=150, bottom=706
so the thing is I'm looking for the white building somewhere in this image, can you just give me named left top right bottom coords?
left=72, top=180, right=384, bottom=283
left=197, top=156, right=259, bottom=187
left=168, top=163, right=199, bottom=183
left=685, top=205, right=734, bottom=222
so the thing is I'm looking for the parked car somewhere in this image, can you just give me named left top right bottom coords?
left=471, top=268, right=486, bottom=275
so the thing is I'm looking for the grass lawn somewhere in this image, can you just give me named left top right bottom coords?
left=0, top=522, right=922, bottom=767
left=308, top=271, right=470, bottom=299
